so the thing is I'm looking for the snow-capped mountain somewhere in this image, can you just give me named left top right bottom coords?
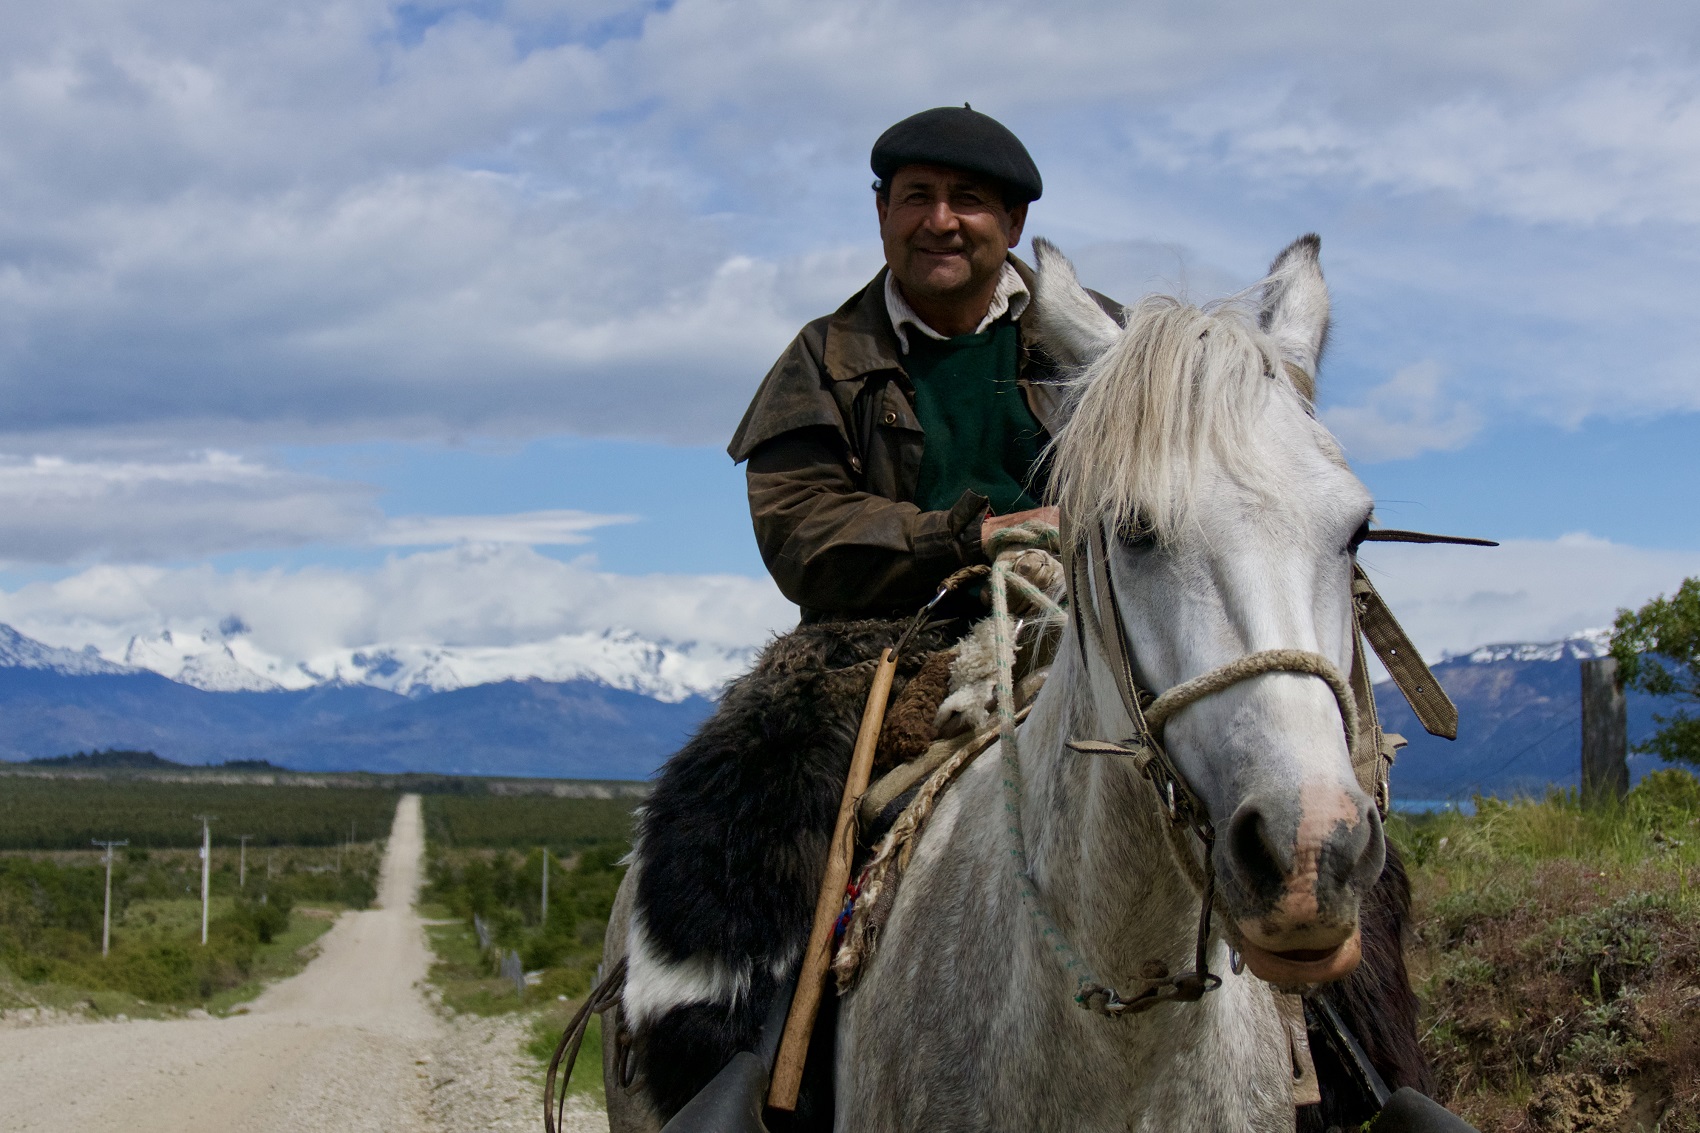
left=123, top=629, right=285, bottom=692
left=0, top=618, right=758, bottom=702
left=1382, top=628, right=1676, bottom=800
left=302, top=631, right=758, bottom=702
left=111, top=624, right=756, bottom=701
left=1451, top=628, right=1612, bottom=666
left=0, top=624, right=135, bottom=676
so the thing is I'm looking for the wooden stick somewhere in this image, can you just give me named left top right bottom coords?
left=767, top=647, right=900, bottom=1112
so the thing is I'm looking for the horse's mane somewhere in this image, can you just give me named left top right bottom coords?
left=1048, top=292, right=1325, bottom=543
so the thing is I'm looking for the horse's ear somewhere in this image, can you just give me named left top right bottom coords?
left=1031, top=238, right=1121, bottom=367
left=1259, top=234, right=1331, bottom=398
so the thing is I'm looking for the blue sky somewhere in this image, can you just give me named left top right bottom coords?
left=0, top=0, right=1696, bottom=672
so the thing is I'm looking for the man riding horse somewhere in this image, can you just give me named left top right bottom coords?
left=728, top=105, right=1100, bottom=626
left=597, top=107, right=1460, bottom=1133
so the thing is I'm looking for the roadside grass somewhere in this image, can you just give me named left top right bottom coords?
left=419, top=806, right=628, bottom=1024
left=0, top=902, right=343, bottom=1020
left=0, top=842, right=380, bottom=1014
left=426, top=917, right=528, bottom=1016
left=1395, top=769, right=1700, bottom=1132
left=526, top=1002, right=605, bottom=1098
left=424, top=906, right=609, bottom=1102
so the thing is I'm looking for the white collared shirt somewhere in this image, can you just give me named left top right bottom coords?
left=884, top=262, right=1030, bottom=353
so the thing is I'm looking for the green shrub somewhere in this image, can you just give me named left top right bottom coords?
left=1627, top=767, right=1700, bottom=827
left=231, top=895, right=290, bottom=944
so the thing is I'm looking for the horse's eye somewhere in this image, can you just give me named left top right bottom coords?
left=1347, top=519, right=1370, bottom=555
left=1118, top=517, right=1156, bottom=550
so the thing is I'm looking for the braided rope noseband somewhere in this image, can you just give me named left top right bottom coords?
left=1142, top=647, right=1359, bottom=745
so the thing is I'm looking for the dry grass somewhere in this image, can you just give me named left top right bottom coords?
left=1396, top=771, right=1700, bottom=1131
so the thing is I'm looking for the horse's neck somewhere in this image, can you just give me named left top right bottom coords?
left=1020, top=634, right=1204, bottom=986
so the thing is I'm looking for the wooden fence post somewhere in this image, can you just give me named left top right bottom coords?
left=1581, top=657, right=1628, bottom=805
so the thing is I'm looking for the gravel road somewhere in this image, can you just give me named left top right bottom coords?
left=0, top=793, right=607, bottom=1133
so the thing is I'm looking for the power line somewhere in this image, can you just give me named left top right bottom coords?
left=1468, top=715, right=1580, bottom=793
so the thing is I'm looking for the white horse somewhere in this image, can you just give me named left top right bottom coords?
left=604, top=234, right=1385, bottom=1133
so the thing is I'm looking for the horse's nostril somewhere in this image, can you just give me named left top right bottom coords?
left=1226, top=804, right=1287, bottom=899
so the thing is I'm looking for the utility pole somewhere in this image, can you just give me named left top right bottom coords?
left=193, top=815, right=216, bottom=945
left=540, top=848, right=550, bottom=926
left=238, top=835, right=252, bottom=890
left=1582, top=657, right=1629, bottom=805
left=91, top=839, right=129, bottom=957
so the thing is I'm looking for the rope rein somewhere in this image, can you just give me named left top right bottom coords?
left=984, top=522, right=1091, bottom=999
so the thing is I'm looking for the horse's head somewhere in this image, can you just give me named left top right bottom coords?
left=1035, top=235, right=1382, bottom=987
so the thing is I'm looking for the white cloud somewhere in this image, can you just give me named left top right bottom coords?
left=1189, top=65, right=1700, bottom=227
left=0, top=451, right=643, bottom=563
left=1358, top=532, right=1700, bottom=661
left=374, top=509, right=634, bottom=546
left=0, top=451, right=378, bottom=562
left=1, top=0, right=1698, bottom=451
left=1323, top=361, right=1483, bottom=463
left=0, top=542, right=795, bottom=669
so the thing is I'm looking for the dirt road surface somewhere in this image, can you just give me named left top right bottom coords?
left=0, top=793, right=606, bottom=1133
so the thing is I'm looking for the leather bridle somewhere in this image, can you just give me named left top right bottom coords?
left=1053, top=517, right=1494, bottom=1015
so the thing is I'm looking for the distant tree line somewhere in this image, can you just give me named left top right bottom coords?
left=0, top=778, right=400, bottom=850
left=14, top=749, right=284, bottom=772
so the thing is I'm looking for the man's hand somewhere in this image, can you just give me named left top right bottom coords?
left=980, top=506, right=1060, bottom=557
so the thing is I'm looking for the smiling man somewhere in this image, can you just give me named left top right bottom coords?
left=729, top=105, right=1119, bottom=622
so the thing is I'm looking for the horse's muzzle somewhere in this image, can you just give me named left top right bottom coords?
left=1218, top=781, right=1384, bottom=985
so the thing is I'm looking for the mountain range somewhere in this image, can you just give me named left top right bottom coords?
left=0, top=623, right=715, bottom=779
left=1380, top=630, right=1679, bottom=800
left=0, top=622, right=1684, bottom=795
left=114, top=621, right=755, bottom=702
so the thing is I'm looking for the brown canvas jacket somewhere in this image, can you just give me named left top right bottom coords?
left=728, top=256, right=1119, bottom=621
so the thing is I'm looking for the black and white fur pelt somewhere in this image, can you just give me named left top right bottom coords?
left=622, top=618, right=956, bottom=1130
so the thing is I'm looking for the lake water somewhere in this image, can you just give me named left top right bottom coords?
left=1392, top=798, right=1477, bottom=816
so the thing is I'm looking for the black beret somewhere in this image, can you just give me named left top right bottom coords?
left=871, top=105, right=1042, bottom=204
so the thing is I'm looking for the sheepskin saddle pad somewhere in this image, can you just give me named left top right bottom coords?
left=620, top=616, right=981, bottom=1128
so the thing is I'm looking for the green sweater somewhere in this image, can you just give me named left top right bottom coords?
left=906, top=319, right=1047, bottom=516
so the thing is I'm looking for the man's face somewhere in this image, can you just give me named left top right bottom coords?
left=877, top=164, right=1027, bottom=306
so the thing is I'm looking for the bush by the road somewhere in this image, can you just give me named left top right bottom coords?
left=425, top=841, right=624, bottom=1005
left=1613, top=577, right=1700, bottom=768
